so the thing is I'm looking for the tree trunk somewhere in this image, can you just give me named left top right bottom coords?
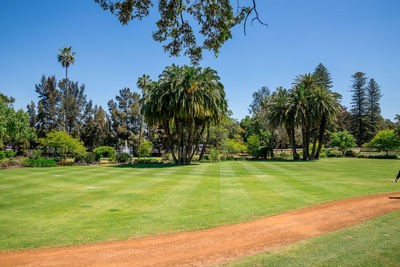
left=301, top=126, right=307, bottom=160
left=199, top=123, right=210, bottom=160
left=287, top=127, right=299, bottom=160
left=310, top=128, right=318, bottom=160
left=315, top=115, right=327, bottom=160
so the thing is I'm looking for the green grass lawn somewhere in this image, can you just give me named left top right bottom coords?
left=0, top=159, right=399, bottom=251
left=226, top=210, right=400, bottom=267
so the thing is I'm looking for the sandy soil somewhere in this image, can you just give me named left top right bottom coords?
left=1, top=191, right=400, bottom=266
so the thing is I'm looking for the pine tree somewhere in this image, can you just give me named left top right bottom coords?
left=314, top=63, right=333, bottom=89
left=58, top=80, right=88, bottom=137
left=365, top=78, right=382, bottom=141
left=350, top=72, right=368, bottom=146
left=34, top=75, right=62, bottom=137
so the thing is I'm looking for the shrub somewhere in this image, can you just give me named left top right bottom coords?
left=23, top=158, right=57, bottom=167
left=0, top=151, right=5, bottom=159
left=116, top=152, right=132, bottom=163
left=137, top=138, right=153, bottom=157
left=277, top=152, right=292, bottom=160
left=330, top=131, right=356, bottom=156
left=84, top=152, right=97, bottom=164
left=134, top=158, right=161, bottom=164
left=94, top=146, right=115, bottom=161
left=30, top=150, right=42, bottom=159
left=209, top=149, right=221, bottom=161
left=344, top=150, right=357, bottom=157
left=203, top=155, right=210, bottom=160
left=327, top=150, right=341, bottom=157
left=39, top=130, right=86, bottom=160
left=357, top=153, right=367, bottom=158
left=319, top=152, right=327, bottom=158
left=247, top=135, right=261, bottom=158
left=56, top=161, right=74, bottom=166
left=5, top=150, right=16, bottom=158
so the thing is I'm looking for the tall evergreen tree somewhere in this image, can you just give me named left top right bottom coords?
left=314, top=63, right=333, bottom=89
left=350, top=72, right=368, bottom=146
left=33, top=75, right=62, bottom=137
left=81, top=104, right=113, bottom=149
left=58, top=80, right=88, bottom=137
left=366, top=78, right=382, bottom=141
left=108, top=88, right=141, bottom=151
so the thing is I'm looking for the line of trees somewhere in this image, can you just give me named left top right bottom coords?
left=2, top=48, right=399, bottom=164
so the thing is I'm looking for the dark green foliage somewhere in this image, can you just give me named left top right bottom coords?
left=365, top=78, right=382, bottom=141
left=108, top=88, right=141, bottom=151
left=94, top=0, right=265, bottom=63
left=23, top=158, right=57, bottom=167
left=0, top=151, right=16, bottom=159
left=31, top=75, right=62, bottom=137
left=81, top=104, right=114, bottom=149
left=0, top=93, right=15, bottom=105
left=116, top=152, right=132, bottom=163
left=134, top=158, right=161, bottom=164
left=94, top=146, right=115, bottom=160
left=58, top=80, right=88, bottom=137
left=350, top=72, right=369, bottom=146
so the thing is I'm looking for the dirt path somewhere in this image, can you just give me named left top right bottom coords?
left=1, top=192, right=400, bottom=267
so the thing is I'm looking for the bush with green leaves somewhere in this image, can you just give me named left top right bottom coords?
left=137, top=138, right=153, bottom=158
left=116, top=152, right=131, bottom=163
left=40, top=130, right=86, bottom=160
left=30, top=150, right=42, bottom=160
left=326, top=149, right=342, bottom=157
left=209, top=149, right=221, bottom=161
left=134, top=158, right=161, bottom=164
left=22, top=158, right=57, bottom=167
left=330, top=131, right=356, bottom=156
left=94, top=146, right=115, bottom=161
left=247, top=135, right=261, bottom=158
left=365, top=129, right=400, bottom=156
left=221, top=138, right=246, bottom=157
left=0, top=150, right=17, bottom=159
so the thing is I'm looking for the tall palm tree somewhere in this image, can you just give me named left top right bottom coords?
left=309, top=86, right=341, bottom=159
left=141, top=65, right=227, bottom=164
left=395, top=114, right=400, bottom=124
left=57, top=47, right=76, bottom=82
left=268, top=87, right=300, bottom=160
left=137, top=74, right=152, bottom=143
left=57, top=47, right=76, bottom=132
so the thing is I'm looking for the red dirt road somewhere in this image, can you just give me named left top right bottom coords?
left=1, top=192, right=400, bottom=266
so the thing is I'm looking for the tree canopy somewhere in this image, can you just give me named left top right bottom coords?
left=141, top=64, right=227, bottom=164
left=94, top=0, right=265, bottom=63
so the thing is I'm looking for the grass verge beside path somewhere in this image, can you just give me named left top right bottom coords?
left=225, top=210, right=400, bottom=267
left=0, top=158, right=399, bottom=250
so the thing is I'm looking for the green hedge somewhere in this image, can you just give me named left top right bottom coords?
left=23, top=158, right=57, bottom=167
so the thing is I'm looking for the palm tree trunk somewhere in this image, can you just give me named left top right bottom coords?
left=315, top=115, right=327, bottom=160
left=310, top=128, right=318, bottom=160
left=199, top=123, right=209, bottom=160
left=287, top=127, right=299, bottom=160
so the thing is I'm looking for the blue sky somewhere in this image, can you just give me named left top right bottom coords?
left=1, top=0, right=399, bottom=120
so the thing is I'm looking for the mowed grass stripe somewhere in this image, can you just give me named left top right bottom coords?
left=218, top=162, right=260, bottom=221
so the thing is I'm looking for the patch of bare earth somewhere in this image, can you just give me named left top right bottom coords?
left=1, top=191, right=400, bottom=266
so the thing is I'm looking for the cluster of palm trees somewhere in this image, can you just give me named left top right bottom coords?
left=268, top=73, right=341, bottom=160
left=141, top=64, right=227, bottom=164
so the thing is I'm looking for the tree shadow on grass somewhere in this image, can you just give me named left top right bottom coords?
left=389, top=197, right=400, bottom=199
left=109, top=163, right=199, bottom=169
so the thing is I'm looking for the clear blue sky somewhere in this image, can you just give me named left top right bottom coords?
left=1, top=0, right=399, bottom=120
